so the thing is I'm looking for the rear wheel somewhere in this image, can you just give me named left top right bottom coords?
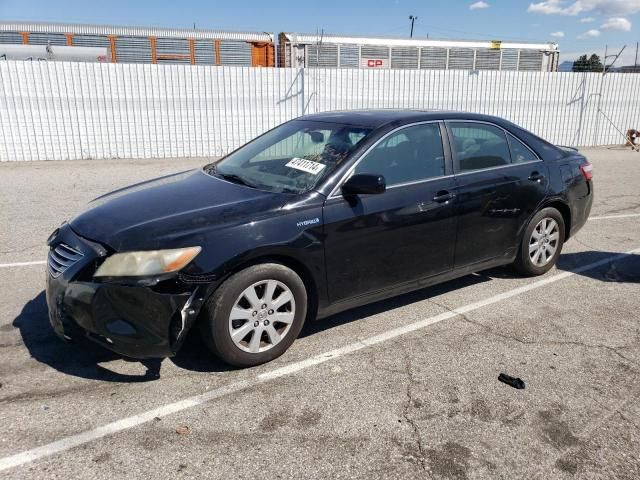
left=513, top=207, right=565, bottom=276
left=200, top=263, right=307, bottom=367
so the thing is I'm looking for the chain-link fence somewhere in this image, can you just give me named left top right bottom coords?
left=0, top=60, right=639, bottom=161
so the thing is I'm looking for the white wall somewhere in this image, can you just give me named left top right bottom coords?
left=0, top=61, right=639, bottom=161
left=303, top=69, right=640, bottom=148
left=0, top=62, right=302, bottom=161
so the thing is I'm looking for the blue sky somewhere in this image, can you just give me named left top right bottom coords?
left=1, top=0, right=638, bottom=64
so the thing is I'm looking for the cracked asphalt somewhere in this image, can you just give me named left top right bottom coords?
left=1, top=147, right=639, bottom=479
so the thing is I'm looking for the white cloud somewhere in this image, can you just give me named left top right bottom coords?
left=528, top=0, right=640, bottom=16
left=528, top=0, right=569, bottom=14
left=550, top=31, right=565, bottom=37
left=578, top=16, right=595, bottom=22
left=600, top=17, right=632, bottom=31
left=578, top=29, right=601, bottom=38
left=469, top=1, right=490, bottom=10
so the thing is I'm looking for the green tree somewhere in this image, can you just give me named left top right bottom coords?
left=572, top=54, right=589, bottom=72
left=572, top=53, right=604, bottom=72
left=588, top=54, right=604, bottom=71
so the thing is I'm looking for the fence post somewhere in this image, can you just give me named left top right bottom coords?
left=593, top=72, right=605, bottom=146
left=576, top=72, right=587, bottom=147
left=300, top=67, right=305, bottom=116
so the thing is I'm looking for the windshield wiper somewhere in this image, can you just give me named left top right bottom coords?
left=206, top=164, right=293, bottom=193
left=215, top=172, right=259, bottom=189
left=205, top=164, right=258, bottom=188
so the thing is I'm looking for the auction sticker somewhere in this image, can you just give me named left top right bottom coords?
left=285, top=157, right=326, bottom=175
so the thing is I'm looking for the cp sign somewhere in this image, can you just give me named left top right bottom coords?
left=361, top=57, right=388, bottom=68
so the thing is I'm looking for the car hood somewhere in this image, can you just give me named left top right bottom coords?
left=70, top=168, right=288, bottom=251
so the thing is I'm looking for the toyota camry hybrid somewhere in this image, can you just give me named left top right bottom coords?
left=46, top=110, right=593, bottom=367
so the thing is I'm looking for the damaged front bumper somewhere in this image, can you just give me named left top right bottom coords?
left=45, top=224, right=207, bottom=359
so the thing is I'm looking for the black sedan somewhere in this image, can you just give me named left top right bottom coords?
left=46, top=110, right=593, bottom=367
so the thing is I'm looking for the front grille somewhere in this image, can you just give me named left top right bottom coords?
left=48, top=243, right=84, bottom=278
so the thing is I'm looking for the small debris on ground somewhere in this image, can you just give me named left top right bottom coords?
left=498, top=373, right=526, bottom=390
left=175, top=425, right=190, bottom=436
left=605, top=264, right=621, bottom=282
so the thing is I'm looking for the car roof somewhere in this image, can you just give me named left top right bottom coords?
left=297, top=109, right=509, bottom=129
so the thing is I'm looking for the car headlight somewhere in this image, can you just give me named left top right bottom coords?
left=94, top=247, right=202, bottom=277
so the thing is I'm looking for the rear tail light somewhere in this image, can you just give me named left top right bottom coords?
left=580, top=161, right=593, bottom=181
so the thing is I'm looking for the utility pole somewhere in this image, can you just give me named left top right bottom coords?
left=409, top=15, right=417, bottom=38
left=603, top=45, right=626, bottom=73
left=635, top=41, right=638, bottom=67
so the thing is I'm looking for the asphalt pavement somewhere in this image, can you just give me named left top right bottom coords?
left=1, top=147, right=639, bottom=479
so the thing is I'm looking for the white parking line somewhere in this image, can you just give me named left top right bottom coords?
left=1, top=247, right=638, bottom=473
left=589, top=213, right=640, bottom=221
left=0, top=260, right=46, bottom=269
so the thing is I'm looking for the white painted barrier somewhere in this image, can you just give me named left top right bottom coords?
left=0, top=61, right=638, bottom=161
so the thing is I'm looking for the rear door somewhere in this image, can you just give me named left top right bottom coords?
left=446, top=121, right=549, bottom=268
left=323, top=122, right=458, bottom=303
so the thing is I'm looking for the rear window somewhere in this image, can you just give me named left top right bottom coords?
left=507, top=133, right=539, bottom=163
left=505, top=124, right=565, bottom=160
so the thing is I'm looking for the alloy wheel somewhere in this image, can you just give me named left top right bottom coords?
left=529, top=217, right=560, bottom=267
left=228, top=280, right=295, bottom=353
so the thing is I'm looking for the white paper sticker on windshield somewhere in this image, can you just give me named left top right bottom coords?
left=285, top=157, right=326, bottom=175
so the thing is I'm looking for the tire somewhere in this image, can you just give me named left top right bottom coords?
left=513, top=207, right=565, bottom=276
left=200, top=263, right=307, bottom=367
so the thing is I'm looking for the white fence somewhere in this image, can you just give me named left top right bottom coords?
left=0, top=61, right=639, bottom=161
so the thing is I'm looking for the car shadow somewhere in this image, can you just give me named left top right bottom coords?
left=170, top=332, right=234, bottom=373
left=12, top=250, right=637, bottom=380
left=555, top=250, right=639, bottom=283
left=300, top=250, right=640, bottom=338
left=299, top=271, right=493, bottom=339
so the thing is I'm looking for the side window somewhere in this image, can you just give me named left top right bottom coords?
left=450, top=122, right=511, bottom=172
left=354, top=123, right=445, bottom=186
left=507, top=133, right=538, bottom=163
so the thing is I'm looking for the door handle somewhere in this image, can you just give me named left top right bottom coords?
left=528, top=172, right=545, bottom=183
left=433, top=190, right=456, bottom=203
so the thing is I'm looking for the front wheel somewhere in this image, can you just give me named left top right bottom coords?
left=200, top=263, right=307, bottom=367
left=513, top=207, right=565, bottom=276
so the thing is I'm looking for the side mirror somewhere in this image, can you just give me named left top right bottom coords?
left=342, top=174, right=386, bottom=196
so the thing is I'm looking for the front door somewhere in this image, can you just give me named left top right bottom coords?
left=323, top=122, right=458, bottom=303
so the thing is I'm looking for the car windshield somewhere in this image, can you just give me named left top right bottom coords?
left=205, top=120, right=372, bottom=194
